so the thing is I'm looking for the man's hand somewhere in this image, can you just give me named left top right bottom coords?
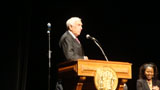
left=84, top=56, right=88, bottom=60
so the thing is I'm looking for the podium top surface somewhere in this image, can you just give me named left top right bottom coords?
left=58, top=59, right=132, bottom=79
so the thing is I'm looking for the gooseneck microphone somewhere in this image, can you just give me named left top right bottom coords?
left=86, top=34, right=109, bottom=61
left=86, top=34, right=96, bottom=41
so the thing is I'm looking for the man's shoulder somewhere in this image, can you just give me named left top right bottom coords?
left=60, top=31, right=70, bottom=39
left=59, top=31, right=73, bottom=46
left=60, top=31, right=73, bottom=41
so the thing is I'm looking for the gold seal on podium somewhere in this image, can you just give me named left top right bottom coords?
left=94, top=67, right=118, bottom=90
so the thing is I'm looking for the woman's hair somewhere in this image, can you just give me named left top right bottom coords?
left=139, top=62, right=159, bottom=79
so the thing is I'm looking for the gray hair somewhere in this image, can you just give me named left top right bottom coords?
left=66, top=17, right=81, bottom=29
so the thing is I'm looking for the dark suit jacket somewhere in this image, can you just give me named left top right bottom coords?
left=137, top=79, right=160, bottom=90
left=59, top=31, right=85, bottom=61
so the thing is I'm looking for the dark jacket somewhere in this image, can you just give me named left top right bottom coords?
left=137, top=79, right=160, bottom=90
left=59, top=31, right=84, bottom=61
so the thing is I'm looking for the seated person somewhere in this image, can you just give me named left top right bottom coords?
left=136, top=62, right=160, bottom=90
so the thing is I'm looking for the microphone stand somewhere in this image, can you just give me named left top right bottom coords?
left=93, top=40, right=109, bottom=61
left=47, top=27, right=52, bottom=90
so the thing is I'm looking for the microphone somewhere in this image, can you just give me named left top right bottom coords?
left=86, top=34, right=96, bottom=41
left=86, top=34, right=109, bottom=61
left=47, top=22, right=51, bottom=33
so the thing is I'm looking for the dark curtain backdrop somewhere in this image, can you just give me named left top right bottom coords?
left=2, top=0, right=160, bottom=90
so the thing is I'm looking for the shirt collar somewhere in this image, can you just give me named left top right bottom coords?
left=68, top=30, right=76, bottom=39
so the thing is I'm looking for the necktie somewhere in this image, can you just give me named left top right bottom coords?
left=75, top=38, right=80, bottom=44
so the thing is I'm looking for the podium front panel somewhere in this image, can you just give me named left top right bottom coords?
left=77, top=59, right=132, bottom=79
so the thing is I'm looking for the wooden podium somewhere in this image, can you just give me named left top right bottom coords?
left=58, top=59, right=132, bottom=90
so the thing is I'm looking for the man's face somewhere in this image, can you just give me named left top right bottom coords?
left=69, top=20, right=83, bottom=37
left=145, top=67, right=154, bottom=80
